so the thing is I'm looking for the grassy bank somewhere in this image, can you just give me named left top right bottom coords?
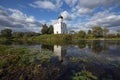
left=26, top=34, right=120, bottom=44
left=27, top=34, right=74, bottom=45
left=0, top=34, right=120, bottom=45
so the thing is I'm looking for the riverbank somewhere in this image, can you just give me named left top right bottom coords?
left=14, top=34, right=120, bottom=43
left=0, top=34, right=120, bottom=45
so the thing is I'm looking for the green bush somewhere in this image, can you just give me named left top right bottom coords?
left=73, top=70, right=98, bottom=80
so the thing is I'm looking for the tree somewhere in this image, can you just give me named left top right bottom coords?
left=117, top=30, right=120, bottom=38
left=69, top=30, right=75, bottom=34
left=88, top=30, right=92, bottom=34
left=103, top=28, right=109, bottom=38
left=86, top=30, right=94, bottom=38
left=1, top=28, right=12, bottom=38
left=78, top=30, right=86, bottom=38
left=117, top=30, right=120, bottom=34
left=48, top=25, right=53, bottom=34
left=41, top=24, right=48, bottom=34
left=12, top=32, right=24, bottom=38
left=92, top=26, right=103, bottom=38
left=107, top=33, right=116, bottom=38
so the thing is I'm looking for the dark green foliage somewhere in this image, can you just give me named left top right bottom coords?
left=88, top=30, right=92, bottom=34
left=117, top=30, right=120, bottom=38
left=70, top=30, right=75, bottom=34
left=78, top=40, right=86, bottom=49
left=28, top=34, right=73, bottom=45
left=78, top=30, right=86, bottom=38
left=103, top=28, right=109, bottom=38
left=86, top=30, right=94, bottom=38
left=63, top=34, right=72, bottom=42
left=92, top=26, right=103, bottom=38
left=117, top=33, right=120, bottom=38
left=12, top=32, right=24, bottom=38
left=12, top=32, right=40, bottom=38
left=41, top=24, right=53, bottom=34
left=48, top=25, right=53, bottom=34
left=107, top=33, right=116, bottom=38
left=1, top=29, right=12, bottom=38
left=73, top=70, right=98, bottom=80
left=41, top=24, right=48, bottom=34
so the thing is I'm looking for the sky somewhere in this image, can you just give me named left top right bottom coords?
left=0, top=0, right=120, bottom=33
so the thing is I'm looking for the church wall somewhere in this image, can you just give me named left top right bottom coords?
left=53, top=23, right=62, bottom=34
left=61, top=23, right=67, bottom=34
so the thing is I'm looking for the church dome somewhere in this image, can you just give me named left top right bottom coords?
left=58, top=15, right=63, bottom=19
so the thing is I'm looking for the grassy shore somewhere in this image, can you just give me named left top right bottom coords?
left=26, top=34, right=120, bottom=44
left=0, top=34, right=120, bottom=45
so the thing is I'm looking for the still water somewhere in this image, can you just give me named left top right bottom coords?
left=0, top=40, right=120, bottom=80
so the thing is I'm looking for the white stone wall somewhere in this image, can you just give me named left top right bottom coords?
left=53, top=23, right=61, bottom=34
left=53, top=22, right=67, bottom=34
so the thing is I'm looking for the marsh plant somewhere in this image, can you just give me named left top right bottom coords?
left=0, top=45, right=65, bottom=80
left=72, top=70, right=98, bottom=80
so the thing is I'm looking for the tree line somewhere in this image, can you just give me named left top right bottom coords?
left=0, top=26, right=120, bottom=39
left=77, top=26, right=120, bottom=38
left=0, top=29, right=40, bottom=39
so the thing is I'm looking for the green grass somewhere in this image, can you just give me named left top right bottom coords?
left=73, top=70, right=98, bottom=80
left=0, top=45, right=55, bottom=68
left=0, top=45, right=65, bottom=80
left=1, top=35, right=120, bottom=45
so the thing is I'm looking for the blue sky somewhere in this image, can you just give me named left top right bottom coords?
left=0, top=0, right=120, bottom=33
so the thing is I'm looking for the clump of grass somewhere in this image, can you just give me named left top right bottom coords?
left=0, top=44, right=55, bottom=68
left=0, top=45, right=12, bottom=54
left=72, top=70, right=98, bottom=80
left=70, top=57, right=88, bottom=63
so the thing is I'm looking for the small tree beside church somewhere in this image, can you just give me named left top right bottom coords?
left=41, top=24, right=48, bottom=34
left=48, top=25, right=53, bottom=34
left=41, top=24, right=54, bottom=34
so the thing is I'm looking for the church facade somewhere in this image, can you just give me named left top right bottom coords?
left=53, top=15, right=67, bottom=34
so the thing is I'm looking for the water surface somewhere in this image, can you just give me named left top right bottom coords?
left=0, top=40, right=120, bottom=80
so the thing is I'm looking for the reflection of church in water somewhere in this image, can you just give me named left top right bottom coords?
left=54, top=45, right=67, bottom=62
left=41, top=44, right=67, bottom=62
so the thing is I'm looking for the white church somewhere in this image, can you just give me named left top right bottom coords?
left=53, top=15, right=67, bottom=34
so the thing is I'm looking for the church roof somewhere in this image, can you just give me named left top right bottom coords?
left=58, top=15, right=63, bottom=19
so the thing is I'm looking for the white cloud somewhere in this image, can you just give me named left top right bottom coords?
left=69, top=11, right=120, bottom=33
left=74, top=0, right=120, bottom=9
left=30, top=0, right=63, bottom=11
left=49, top=19, right=57, bottom=25
left=30, top=1, right=55, bottom=10
left=89, top=11, right=120, bottom=28
left=79, top=0, right=103, bottom=9
left=64, top=0, right=78, bottom=7
left=77, top=8, right=93, bottom=16
left=0, top=7, right=42, bottom=33
left=69, top=0, right=120, bottom=17
left=61, top=11, right=75, bottom=21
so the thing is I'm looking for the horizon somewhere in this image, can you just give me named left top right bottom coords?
left=0, top=0, right=120, bottom=33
